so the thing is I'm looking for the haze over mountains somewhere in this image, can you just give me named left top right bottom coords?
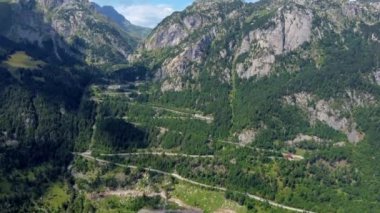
left=91, top=2, right=151, bottom=39
left=0, top=0, right=380, bottom=212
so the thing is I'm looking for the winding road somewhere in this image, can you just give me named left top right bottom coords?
left=219, top=140, right=305, bottom=160
left=100, top=152, right=214, bottom=158
left=151, top=106, right=214, bottom=123
left=76, top=152, right=314, bottom=213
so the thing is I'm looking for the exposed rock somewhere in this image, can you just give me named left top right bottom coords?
left=236, top=55, right=275, bottom=79
left=159, top=34, right=214, bottom=91
left=343, top=2, right=363, bottom=18
left=283, top=7, right=313, bottom=52
left=344, top=90, right=376, bottom=109
left=235, top=5, right=313, bottom=79
left=236, top=129, right=257, bottom=145
left=372, top=34, right=379, bottom=43
left=3, top=0, right=136, bottom=65
left=285, top=92, right=366, bottom=144
left=145, top=23, right=188, bottom=50
left=183, top=14, right=203, bottom=30
left=333, top=141, right=346, bottom=147
left=374, top=69, right=380, bottom=85
left=286, top=134, right=324, bottom=145
left=4, top=140, right=19, bottom=147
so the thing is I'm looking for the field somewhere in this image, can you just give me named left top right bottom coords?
left=2, top=51, right=45, bottom=70
left=42, top=182, right=70, bottom=210
left=172, top=183, right=248, bottom=213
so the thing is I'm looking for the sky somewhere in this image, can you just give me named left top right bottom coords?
left=92, top=0, right=258, bottom=28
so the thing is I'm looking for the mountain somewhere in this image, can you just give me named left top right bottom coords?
left=127, top=0, right=380, bottom=211
left=1, top=0, right=380, bottom=212
left=92, top=2, right=151, bottom=39
left=1, top=0, right=138, bottom=66
left=138, top=0, right=380, bottom=141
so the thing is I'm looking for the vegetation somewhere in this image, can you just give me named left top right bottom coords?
left=2, top=51, right=45, bottom=70
left=173, top=183, right=248, bottom=213
left=1, top=0, right=380, bottom=212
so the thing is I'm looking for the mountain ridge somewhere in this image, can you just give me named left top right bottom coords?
left=0, top=0, right=380, bottom=212
left=1, top=0, right=140, bottom=66
left=91, top=2, right=151, bottom=39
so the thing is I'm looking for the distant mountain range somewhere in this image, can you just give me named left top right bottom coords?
left=91, top=2, right=151, bottom=39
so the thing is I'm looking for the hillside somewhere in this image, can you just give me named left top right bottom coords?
left=124, top=0, right=380, bottom=211
left=1, top=0, right=380, bottom=212
left=1, top=0, right=138, bottom=66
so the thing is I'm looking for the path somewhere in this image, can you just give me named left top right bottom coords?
left=76, top=153, right=314, bottom=213
left=219, top=140, right=304, bottom=160
left=151, top=106, right=214, bottom=123
left=100, top=152, right=214, bottom=159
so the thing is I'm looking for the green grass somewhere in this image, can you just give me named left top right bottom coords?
left=91, top=197, right=135, bottom=213
left=2, top=51, right=45, bottom=70
left=0, top=178, right=11, bottom=194
left=42, top=182, right=70, bottom=210
left=172, top=183, right=248, bottom=213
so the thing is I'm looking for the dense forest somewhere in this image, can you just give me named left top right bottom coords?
left=1, top=0, right=380, bottom=212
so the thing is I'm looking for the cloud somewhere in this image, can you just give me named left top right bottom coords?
left=115, top=4, right=174, bottom=28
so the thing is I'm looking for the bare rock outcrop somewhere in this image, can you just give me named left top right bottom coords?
left=158, top=34, right=214, bottom=91
left=144, top=23, right=189, bottom=50
left=284, top=92, right=370, bottom=144
left=235, top=5, right=313, bottom=79
left=286, top=134, right=324, bottom=146
left=236, top=129, right=257, bottom=145
left=374, top=69, right=380, bottom=85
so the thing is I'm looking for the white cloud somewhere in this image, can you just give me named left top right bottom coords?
left=115, top=4, right=174, bottom=28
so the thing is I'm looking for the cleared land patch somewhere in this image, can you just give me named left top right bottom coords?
left=2, top=51, right=45, bottom=70
left=173, top=183, right=248, bottom=213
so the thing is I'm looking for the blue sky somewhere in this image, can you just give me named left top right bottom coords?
left=92, top=0, right=258, bottom=28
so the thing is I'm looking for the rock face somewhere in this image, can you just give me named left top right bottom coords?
left=158, top=33, right=215, bottom=91
left=137, top=0, right=379, bottom=145
left=143, top=12, right=206, bottom=51
left=237, top=129, right=257, bottom=145
left=236, top=5, right=313, bottom=79
left=284, top=92, right=376, bottom=144
left=141, top=0, right=244, bottom=91
left=375, top=69, right=380, bottom=85
left=140, top=0, right=380, bottom=91
left=3, top=0, right=137, bottom=65
left=141, top=0, right=317, bottom=90
left=286, top=134, right=325, bottom=146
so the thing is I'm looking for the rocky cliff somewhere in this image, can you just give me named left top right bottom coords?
left=136, top=0, right=380, bottom=145
left=140, top=0, right=380, bottom=88
left=2, top=0, right=138, bottom=65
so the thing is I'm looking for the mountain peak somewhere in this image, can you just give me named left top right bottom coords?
left=91, top=3, right=151, bottom=39
left=37, top=0, right=89, bottom=9
left=194, top=0, right=241, bottom=3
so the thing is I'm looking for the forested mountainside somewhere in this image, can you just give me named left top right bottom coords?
left=130, top=0, right=380, bottom=211
left=0, top=35, right=96, bottom=211
left=0, top=0, right=139, bottom=66
left=1, top=0, right=380, bottom=212
left=92, top=3, right=151, bottom=39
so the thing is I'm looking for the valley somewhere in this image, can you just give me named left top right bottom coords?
left=0, top=0, right=380, bottom=212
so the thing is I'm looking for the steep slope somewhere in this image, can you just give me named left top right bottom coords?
left=92, top=3, right=151, bottom=39
left=2, top=0, right=138, bottom=66
left=0, top=35, right=97, bottom=210
left=0, top=1, right=98, bottom=210
left=138, top=0, right=380, bottom=141
left=129, top=0, right=380, bottom=211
